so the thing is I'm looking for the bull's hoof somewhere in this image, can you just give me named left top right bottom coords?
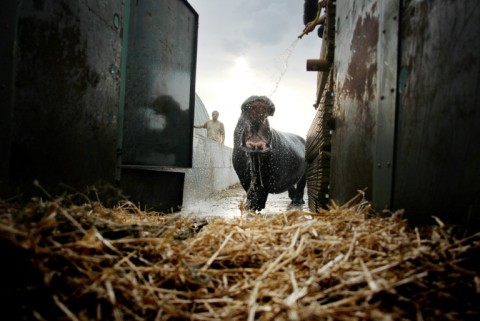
left=288, top=202, right=305, bottom=210
left=288, top=200, right=305, bottom=210
left=244, top=200, right=264, bottom=213
left=291, top=199, right=305, bottom=205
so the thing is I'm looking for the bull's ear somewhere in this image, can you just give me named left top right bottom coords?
left=268, top=105, right=275, bottom=116
left=241, top=102, right=249, bottom=113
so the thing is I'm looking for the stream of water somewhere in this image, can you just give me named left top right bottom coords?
left=267, top=38, right=300, bottom=97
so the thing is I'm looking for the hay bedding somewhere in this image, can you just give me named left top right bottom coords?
left=0, top=193, right=479, bottom=321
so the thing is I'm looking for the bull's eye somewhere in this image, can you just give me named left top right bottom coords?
left=241, top=103, right=252, bottom=113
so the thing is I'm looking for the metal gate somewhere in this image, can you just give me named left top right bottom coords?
left=118, top=0, right=198, bottom=211
left=0, top=0, right=198, bottom=213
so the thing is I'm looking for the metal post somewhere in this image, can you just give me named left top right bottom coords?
left=373, top=0, right=400, bottom=211
left=115, top=0, right=131, bottom=183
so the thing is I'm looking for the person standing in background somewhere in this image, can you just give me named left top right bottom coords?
left=194, top=110, right=225, bottom=144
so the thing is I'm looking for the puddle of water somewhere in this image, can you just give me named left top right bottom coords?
left=181, top=184, right=308, bottom=220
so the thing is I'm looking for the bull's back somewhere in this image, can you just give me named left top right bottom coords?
left=268, top=130, right=306, bottom=193
left=274, top=130, right=306, bottom=158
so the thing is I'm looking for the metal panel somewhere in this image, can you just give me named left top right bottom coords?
left=394, top=0, right=480, bottom=226
left=117, top=0, right=198, bottom=212
left=6, top=0, right=122, bottom=197
left=122, top=0, right=197, bottom=168
left=330, top=0, right=379, bottom=204
left=120, top=169, right=185, bottom=212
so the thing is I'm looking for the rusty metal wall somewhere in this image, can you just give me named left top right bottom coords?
left=394, top=0, right=480, bottom=226
left=330, top=0, right=380, bottom=204
left=3, top=0, right=123, bottom=197
left=316, top=0, right=480, bottom=228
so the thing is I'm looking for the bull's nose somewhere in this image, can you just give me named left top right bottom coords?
left=246, top=141, right=267, bottom=150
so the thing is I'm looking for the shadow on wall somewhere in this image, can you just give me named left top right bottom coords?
left=183, top=134, right=239, bottom=206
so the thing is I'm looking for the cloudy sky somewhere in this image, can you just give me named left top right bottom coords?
left=187, top=0, right=323, bottom=147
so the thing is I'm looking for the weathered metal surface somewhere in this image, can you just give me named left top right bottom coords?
left=394, top=0, right=480, bottom=226
left=330, top=0, right=379, bottom=204
left=85, top=0, right=124, bottom=35
left=307, top=0, right=480, bottom=229
left=6, top=0, right=122, bottom=196
left=121, top=0, right=197, bottom=169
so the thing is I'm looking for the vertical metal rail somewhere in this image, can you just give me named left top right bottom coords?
left=0, top=0, right=19, bottom=192
left=115, top=0, right=130, bottom=183
left=372, top=0, right=400, bottom=210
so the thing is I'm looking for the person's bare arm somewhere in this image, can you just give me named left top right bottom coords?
left=220, top=123, right=225, bottom=144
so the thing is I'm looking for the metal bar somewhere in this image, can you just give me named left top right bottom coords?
left=306, top=59, right=331, bottom=72
left=0, top=0, right=18, bottom=191
left=372, top=0, right=400, bottom=210
left=115, top=0, right=130, bottom=183
left=120, top=165, right=188, bottom=173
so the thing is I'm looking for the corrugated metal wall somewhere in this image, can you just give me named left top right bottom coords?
left=306, top=0, right=336, bottom=211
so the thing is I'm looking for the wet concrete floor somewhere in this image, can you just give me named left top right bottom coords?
left=180, top=184, right=308, bottom=219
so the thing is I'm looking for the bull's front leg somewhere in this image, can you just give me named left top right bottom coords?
left=246, top=185, right=268, bottom=211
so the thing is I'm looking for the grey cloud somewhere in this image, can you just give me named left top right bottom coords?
left=221, top=38, right=248, bottom=55
left=192, top=0, right=304, bottom=51
left=237, top=2, right=297, bottom=46
left=242, top=13, right=288, bottom=45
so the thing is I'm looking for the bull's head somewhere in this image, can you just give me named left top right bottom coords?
left=240, top=96, right=275, bottom=153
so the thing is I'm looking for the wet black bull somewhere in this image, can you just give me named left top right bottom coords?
left=232, top=96, right=306, bottom=211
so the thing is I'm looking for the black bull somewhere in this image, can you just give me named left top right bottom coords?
left=232, top=96, right=306, bottom=211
